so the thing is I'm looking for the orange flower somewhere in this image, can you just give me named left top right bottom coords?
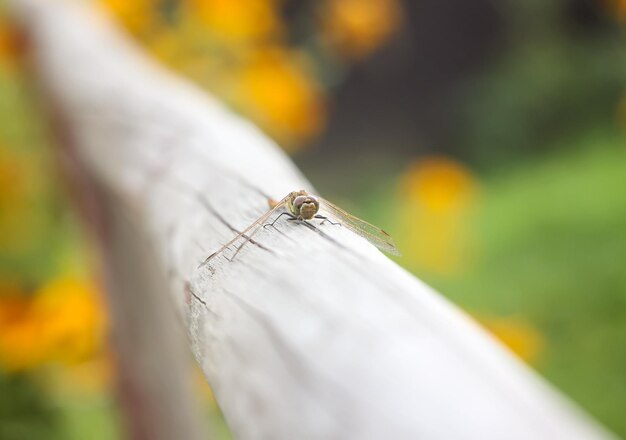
left=0, top=287, right=44, bottom=371
left=0, top=21, right=22, bottom=68
left=320, top=0, right=402, bottom=60
left=0, top=278, right=107, bottom=372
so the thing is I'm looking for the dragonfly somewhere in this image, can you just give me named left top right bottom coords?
left=199, top=190, right=400, bottom=266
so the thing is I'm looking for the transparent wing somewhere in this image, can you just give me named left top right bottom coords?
left=318, top=197, right=401, bottom=256
left=199, top=195, right=289, bottom=266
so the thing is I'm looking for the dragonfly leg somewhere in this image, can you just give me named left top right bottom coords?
left=264, top=211, right=296, bottom=230
left=315, top=214, right=341, bottom=226
left=232, top=213, right=295, bottom=261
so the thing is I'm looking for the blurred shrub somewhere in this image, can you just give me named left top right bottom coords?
left=100, top=0, right=403, bottom=149
left=454, top=0, right=626, bottom=166
left=0, top=372, right=60, bottom=440
left=0, top=7, right=112, bottom=438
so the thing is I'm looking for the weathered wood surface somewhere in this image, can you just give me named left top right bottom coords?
left=10, top=0, right=617, bottom=439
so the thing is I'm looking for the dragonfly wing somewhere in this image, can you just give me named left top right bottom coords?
left=318, top=197, right=401, bottom=256
left=199, top=196, right=289, bottom=266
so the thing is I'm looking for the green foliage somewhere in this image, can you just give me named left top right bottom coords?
left=0, top=372, right=61, bottom=440
left=0, top=69, right=73, bottom=284
left=55, top=396, right=121, bottom=440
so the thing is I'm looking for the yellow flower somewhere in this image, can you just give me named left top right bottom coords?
left=320, top=0, right=402, bottom=60
left=32, top=278, right=106, bottom=365
left=188, top=0, right=282, bottom=43
left=402, top=157, right=476, bottom=214
left=100, top=0, right=158, bottom=36
left=479, top=315, right=544, bottom=363
left=0, top=277, right=107, bottom=372
left=235, top=48, right=325, bottom=148
left=397, top=156, right=478, bottom=274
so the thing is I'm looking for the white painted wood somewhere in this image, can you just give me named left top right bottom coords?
left=10, top=0, right=617, bottom=439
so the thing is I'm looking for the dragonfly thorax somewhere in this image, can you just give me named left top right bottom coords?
left=287, top=190, right=320, bottom=220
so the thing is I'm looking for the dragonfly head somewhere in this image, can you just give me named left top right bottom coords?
left=288, top=190, right=319, bottom=220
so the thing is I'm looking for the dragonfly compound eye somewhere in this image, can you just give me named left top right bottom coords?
left=293, top=195, right=307, bottom=209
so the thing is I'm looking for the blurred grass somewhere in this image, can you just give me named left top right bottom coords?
left=53, top=394, right=230, bottom=440
left=57, top=396, right=120, bottom=440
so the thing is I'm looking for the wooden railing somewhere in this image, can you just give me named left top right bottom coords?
left=8, top=0, right=617, bottom=439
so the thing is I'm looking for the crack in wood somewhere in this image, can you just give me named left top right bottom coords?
left=185, top=283, right=219, bottom=318
left=162, top=176, right=275, bottom=259
left=195, top=195, right=274, bottom=254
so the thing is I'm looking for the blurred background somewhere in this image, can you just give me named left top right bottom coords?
left=0, top=0, right=625, bottom=438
